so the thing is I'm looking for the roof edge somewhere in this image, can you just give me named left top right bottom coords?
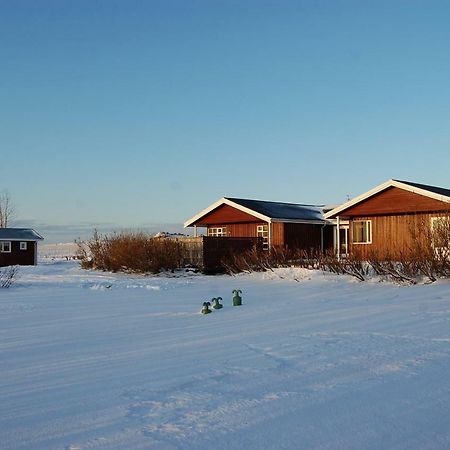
left=324, top=179, right=450, bottom=219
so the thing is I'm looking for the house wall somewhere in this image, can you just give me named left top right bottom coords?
left=194, top=204, right=259, bottom=225
left=283, top=223, right=324, bottom=252
left=0, top=241, right=37, bottom=267
left=348, top=213, right=448, bottom=258
left=207, top=222, right=266, bottom=238
left=341, top=187, right=450, bottom=217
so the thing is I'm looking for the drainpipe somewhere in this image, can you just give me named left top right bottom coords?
left=336, top=216, right=341, bottom=261
left=320, top=222, right=327, bottom=253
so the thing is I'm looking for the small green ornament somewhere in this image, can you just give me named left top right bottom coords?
left=232, top=289, right=242, bottom=306
left=212, top=297, right=223, bottom=309
left=201, top=301, right=212, bottom=314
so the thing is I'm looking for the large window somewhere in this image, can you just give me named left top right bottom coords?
left=257, top=224, right=269, bottom=250
left=208, top=227, right=227, bottom=237
left=0, top=241, right=11, bottom=253
left=431, top=216, right=450, bottom=256
left=352, top=220, right=372, bottom=244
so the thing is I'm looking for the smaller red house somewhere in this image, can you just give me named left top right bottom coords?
left=184, top=197, right=332, bottom=252
left=0, top=228, right=44, bottom=267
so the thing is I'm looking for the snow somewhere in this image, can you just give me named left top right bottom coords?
left=2, top=262, right=450, bottom=449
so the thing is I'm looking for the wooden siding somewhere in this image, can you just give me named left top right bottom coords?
left=271, top=222, right=284, bottom=247
left=0, top=241, right=37, bottom=267
left=208, top=222, right=266, bottom=238
left=283, top=223, right=323, bottom=251
left=206, top=221, right=331, bottom=250
left=348, top=213, right=448, bottom=258
left=341, top=187, right=450, bottom=217
left=193, top=204, right=259, bottom=226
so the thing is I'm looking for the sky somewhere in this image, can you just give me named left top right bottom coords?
left=1, top=0, right=450, bottom=242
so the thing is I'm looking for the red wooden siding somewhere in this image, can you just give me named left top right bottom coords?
left=271, top=222, right=284, bottom=247
left=348, top=213, right=448, bottom=258
left=340, top=187, right=450, bottom=217
left=208, top=222, right=266, bottom=238
left=193, top=204, right=259, bottom=226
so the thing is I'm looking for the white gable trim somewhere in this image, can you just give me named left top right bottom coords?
left=184, top=198, right=271, bottom=228
left=324, top=179, right=450, bottom=219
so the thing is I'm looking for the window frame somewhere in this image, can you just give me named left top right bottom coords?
left=208, top=227, right=227, bottom=237
left=0, top=241, right=12, bottom=253
left=430, top=216, right=450, bottom=256
left=257, top=224, right=269, bottom=250
left=352, top=220, right=372, bottom=244
left=20, top=242, right=27, bottom=250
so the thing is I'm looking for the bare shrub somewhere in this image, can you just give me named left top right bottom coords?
left=0, top=265, right=19, bottom=288
left=222, top=246, right=370, bottom=281
left=77, top=231, right=185, bottom=274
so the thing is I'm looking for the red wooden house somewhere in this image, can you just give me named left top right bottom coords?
left=325, top=179, right=450, bottom=258
left=0, top=228, right=44, bottom=267
left=184, top=197, right=333, bottom=252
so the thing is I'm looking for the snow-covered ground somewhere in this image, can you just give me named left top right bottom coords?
left=2, top=262, right=450, bottom=450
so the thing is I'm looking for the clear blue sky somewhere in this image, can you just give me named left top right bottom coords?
left=2, top=1, right=450, bottom=242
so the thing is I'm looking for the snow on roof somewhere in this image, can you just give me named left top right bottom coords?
left=0, top=228, right=44, bottom=241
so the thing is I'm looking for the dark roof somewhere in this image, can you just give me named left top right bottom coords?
left=0, top=228, right=44, bottom=241
left=225, top=197, right=325, bottom=222
left=394, top=180, right=450, bottom=198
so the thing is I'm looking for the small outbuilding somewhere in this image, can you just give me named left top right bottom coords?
left=0, top=228, right=44, bottom=267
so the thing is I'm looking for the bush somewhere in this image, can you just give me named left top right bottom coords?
left=77, top=231, right=185, bottom=274
left=222, top=214, right=450, bottom=284
left=0, top=265, right=19, bottom=288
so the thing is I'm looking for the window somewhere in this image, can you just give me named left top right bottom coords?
left=0, top=241, right=11, bottom=253
left=20, top=242, right=27, bottom=250
left=208, top=227, right=227, bottom=237
left=352, top=220, right=372, bottom=244
left=431, top=216, right=450, bottom=257
left=257, top=224, right=269, bottom=250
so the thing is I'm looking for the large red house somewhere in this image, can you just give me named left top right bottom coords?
left=325, top=179, right=450, bottom=258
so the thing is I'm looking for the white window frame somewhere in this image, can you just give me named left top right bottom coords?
left=352, top=220, right=372, bottom=244
left=0, top=241, right=12, bottom=253
left=257, top=224, right=269, bottom=250
left=20, top=242, right=27, bottom=250
left=430, top=216, right=450, bottom=257
left=208, top=227, right=227, bottom=237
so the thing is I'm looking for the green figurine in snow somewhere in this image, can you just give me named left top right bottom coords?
left=201, top=301, right=212, bottom=314
left=212, top=297, right=223, bottom=309
left=232, top=289, right=242, bottom=306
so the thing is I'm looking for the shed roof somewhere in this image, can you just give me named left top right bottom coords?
left=184, top=197, right=326, bottom=227
left=0, top=228, right=44, bottom=241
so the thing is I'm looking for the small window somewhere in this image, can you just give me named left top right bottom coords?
left=0, top=241, right=11, bottom=253
left=352, top=220, right=372, bottom=244
left=20, top=242, right=27, bottom=250
left=208, top=227, right=227, bottom=237
left=257, top=224, right=269, bottom=250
